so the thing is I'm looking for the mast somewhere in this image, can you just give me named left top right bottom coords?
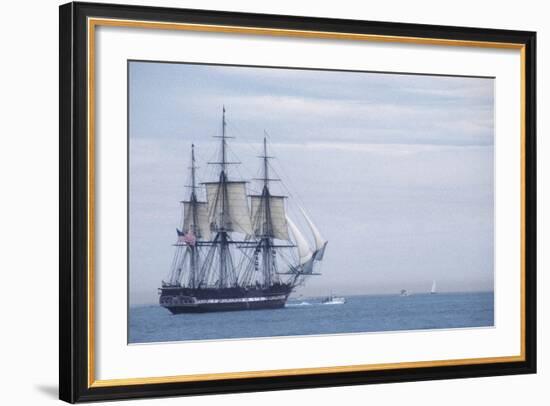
left=254, top=134, right=284, bottom=287
left=166, top=143, right=210, bottom=288
left=201, top=106, right=248, bottom=288
left=188, top=144, right=198, bottom=288
left=263, top=135, right=269, bottom=190
left=221, top=106, right=227, bottom=173
left=190, top=144, right=197, bottom=200
left=261, top=135, right=273, bottom=286
left=219, top=106, right=229, bottom=287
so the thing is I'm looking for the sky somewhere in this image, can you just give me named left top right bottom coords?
left=128, top=61, right=494, bottom=305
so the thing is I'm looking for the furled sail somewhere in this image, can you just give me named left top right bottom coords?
left=299, top=207, right=328, bottom=261
left=205, top=181, right=252, bottom=234
left=182, top=201, right=210, bottom=240
left=286, top=216, right=313, bottom=266
left=250, top=195, right=289, bottom=240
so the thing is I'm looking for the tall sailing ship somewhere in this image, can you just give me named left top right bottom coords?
left=159, top=108, right=327, bottom=313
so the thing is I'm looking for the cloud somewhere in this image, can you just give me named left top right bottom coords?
left=129, top=61, right=494, bottom=147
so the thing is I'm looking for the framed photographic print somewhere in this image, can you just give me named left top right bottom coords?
left=59, top=1, right=536, bottom=403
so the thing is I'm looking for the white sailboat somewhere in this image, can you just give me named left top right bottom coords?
left=430, top=280, right=437, bottom=294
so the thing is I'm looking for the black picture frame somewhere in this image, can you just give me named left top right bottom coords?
left=59, top=1, right=536, bottom=403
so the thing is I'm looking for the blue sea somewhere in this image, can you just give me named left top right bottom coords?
left=129, top=292, right=494, bottom=344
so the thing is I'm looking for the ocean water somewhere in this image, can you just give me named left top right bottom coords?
left=128, top=291, right=494, bottom=344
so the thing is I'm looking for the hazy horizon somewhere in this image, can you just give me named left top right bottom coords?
left=129, top=61, right=494, bottom=306
left=131, top=289, right=495, bottom=307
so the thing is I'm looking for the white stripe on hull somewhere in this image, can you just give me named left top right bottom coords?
left=194, top=295, right=286, bottom=304
left=161, top=294, right=287, bottom=306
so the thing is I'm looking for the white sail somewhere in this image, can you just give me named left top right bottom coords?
left=250, top=195, right=289, bottom=240
left=286, top=216, right=313, bottom=265
left=299, top=207, right=328, bottom=261
left=431, top=280, right=437, bottom=294
left=182, top=201, right=211, bottom=240
left=205, top=181, right=252, bottom=235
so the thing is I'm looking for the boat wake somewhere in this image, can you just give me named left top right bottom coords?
left=285, top=301, right=312, bottom=307
left=286, top=298, right=346, bottom=307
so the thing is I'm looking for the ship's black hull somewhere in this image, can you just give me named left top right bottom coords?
left=159, top=284, right=293, bottom=314
left=165, top=298, right=287, bottom=314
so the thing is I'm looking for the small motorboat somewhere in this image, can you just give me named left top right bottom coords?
left=321, top=294, right=346, bottom=305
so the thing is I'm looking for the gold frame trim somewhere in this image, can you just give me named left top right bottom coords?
left=87, top=17, right=527, bottom=388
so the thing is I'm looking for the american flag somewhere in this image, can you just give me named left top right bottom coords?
left=176, top=228, right=196, bottom=246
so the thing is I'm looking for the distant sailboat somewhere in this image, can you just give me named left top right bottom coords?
left=430, top=280, right=437, bottom=294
